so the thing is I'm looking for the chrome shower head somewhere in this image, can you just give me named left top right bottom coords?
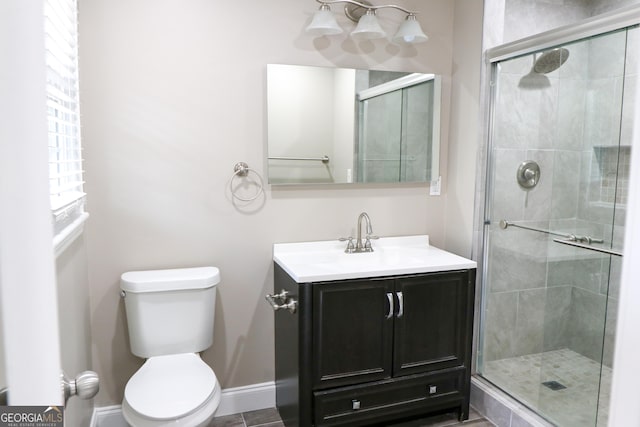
left=533, top=48, right=570, bottom=74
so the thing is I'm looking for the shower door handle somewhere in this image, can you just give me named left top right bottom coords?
left=565, top=235, right=604, bottom=244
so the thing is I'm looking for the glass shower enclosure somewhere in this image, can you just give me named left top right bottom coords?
left=478, top=25, right=635, bottom=426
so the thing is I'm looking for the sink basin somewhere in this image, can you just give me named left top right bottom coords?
left=273, top=235, right=477, bottom=283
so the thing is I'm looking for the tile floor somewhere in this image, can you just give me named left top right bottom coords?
left=208, top=407, right=494, bottom=427
left=208, top=407, right=283, bottom=427
left=483, top=348, right=612, bottom=426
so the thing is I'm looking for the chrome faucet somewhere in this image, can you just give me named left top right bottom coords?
left=339, top=212, right=378, bottom=253
left=356, top=212, right=373, bottom=252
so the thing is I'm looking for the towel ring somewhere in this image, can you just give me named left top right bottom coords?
left=230, top=162, right=264, bottom=202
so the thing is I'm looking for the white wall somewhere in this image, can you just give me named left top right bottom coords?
left=78, top=0, right=469, bottom=407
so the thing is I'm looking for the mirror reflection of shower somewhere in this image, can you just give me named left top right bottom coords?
left=518, top=47, right=570, bottom=89
left=357, top=74, right=440, bottom=183
left=265, top=64, right=442, bottom=185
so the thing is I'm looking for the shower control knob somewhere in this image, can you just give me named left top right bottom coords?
left=523, top=169, right=537, bottom=180
left=516, top=160, right=540, bottom=189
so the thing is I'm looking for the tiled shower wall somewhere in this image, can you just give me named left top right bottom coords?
left=482, top=26, right=636, bottom=368
left=502, top=0, right=640, bottom=45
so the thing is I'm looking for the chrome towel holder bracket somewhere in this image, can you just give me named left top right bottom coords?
left=265, top=289, right=298, bottom=314
left=230, top=162, right=264, bottom=202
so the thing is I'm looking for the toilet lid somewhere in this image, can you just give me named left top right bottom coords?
left=124, top=353, right=217, bottom=420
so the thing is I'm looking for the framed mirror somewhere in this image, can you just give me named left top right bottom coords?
left=267, top=64, right=441, bottom=185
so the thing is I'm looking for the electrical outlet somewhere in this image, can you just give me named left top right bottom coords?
left=430, top=176, right=441, bottom=196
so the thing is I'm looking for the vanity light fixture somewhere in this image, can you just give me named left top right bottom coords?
left=351, top=9, right=386, bottom=40
left=306, top=3, right=344, bottom=35
left=306, top=0, right=428, bottom=44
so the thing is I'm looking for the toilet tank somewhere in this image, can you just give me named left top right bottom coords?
left=121, top=267, right=220, bottom=358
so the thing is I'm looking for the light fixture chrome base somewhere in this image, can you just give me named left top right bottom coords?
left=344, top=0, right=372, bottom=22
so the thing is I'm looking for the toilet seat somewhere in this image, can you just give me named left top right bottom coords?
left=124, top=353, right=217, bottom=420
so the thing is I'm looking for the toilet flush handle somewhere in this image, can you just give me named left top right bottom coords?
left=62, top=371, right=100, bottom=404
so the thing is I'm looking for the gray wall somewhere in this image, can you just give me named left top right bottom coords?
left=443, top=0, right=484, bottom=260
left=78, top=0, right=484, bottom=408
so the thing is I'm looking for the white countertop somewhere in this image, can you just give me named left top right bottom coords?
left=273, top=235, right=477, bottom=283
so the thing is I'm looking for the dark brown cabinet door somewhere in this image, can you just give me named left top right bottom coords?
left=393, top=272, right=470, bottom=376
left=312, top=278, right=394, bottom=390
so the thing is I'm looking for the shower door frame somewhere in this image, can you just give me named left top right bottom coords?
left=474, top=3, right=640, bottom=425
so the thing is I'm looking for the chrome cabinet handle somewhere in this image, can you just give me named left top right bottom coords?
left=386, top=292, right=394, bottom=319
left=396, top=291, right=404, bottom=318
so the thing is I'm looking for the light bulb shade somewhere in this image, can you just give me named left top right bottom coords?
left=392, top=15, right=428, bottom=44
left=350, top=11, right=386, bottom=40
left=306, top=6, right=343, bottom=36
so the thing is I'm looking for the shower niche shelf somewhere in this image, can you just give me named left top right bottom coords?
left=590, top=145, right=631, bottom=207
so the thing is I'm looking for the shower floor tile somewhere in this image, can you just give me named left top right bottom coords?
left=483, top=349, right=611, bottom=426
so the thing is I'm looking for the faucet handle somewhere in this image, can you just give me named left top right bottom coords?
left=363, top=235, right=380, bottom=252
left=339, top=237, right=356, bottom=253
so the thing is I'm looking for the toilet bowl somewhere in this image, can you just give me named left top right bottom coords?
left=120, top=267, right=221, bottom=427
left=122, top=353, right=221, bottom=427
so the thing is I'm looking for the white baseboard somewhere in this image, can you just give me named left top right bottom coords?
left=90, top=405, right=127, bottom=427
left=90, top=381, right=276, bottom=427
left=215, top=381, right=275, bottom=417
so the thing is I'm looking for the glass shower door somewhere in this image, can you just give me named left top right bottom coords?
left=358, top=89, right=403, bottom=182
left=357, top=80, right=435, bottom=182
left=479, top=26, right=633, bottom=427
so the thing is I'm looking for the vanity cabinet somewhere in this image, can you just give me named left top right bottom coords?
left=273, top=264, right=475, bottom=427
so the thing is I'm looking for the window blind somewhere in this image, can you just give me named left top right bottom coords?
left=44, top=0, right=86, bottom=241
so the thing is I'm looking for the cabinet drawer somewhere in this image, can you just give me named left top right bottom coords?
left=313, top=370, right=464, bottom=426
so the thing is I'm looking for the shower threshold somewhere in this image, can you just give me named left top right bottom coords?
left=481, top=349, right=611, bottom=426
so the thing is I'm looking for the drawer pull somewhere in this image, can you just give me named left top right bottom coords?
left=428, top=385, right=437, bottom=395
left=352, top=399, right=361, bottom=410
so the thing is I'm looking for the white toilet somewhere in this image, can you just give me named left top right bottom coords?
left=120, top=266, right=222, bottom=427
